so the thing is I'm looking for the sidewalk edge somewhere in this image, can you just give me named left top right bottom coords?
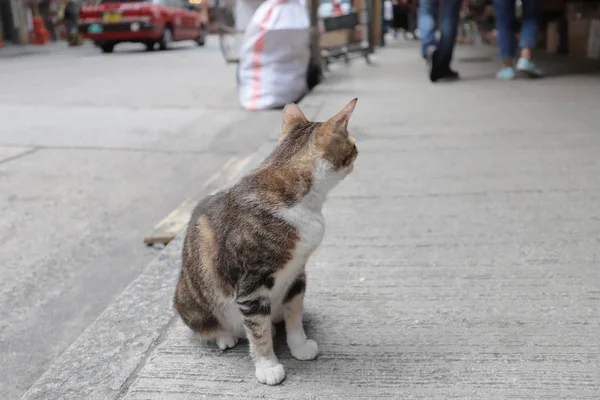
left=19, top=94, right=328, bottom=400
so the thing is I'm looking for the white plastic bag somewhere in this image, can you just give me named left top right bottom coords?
left=238, top=0, right=310, bottom=110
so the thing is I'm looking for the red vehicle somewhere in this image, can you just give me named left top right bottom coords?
left=79, top=0, right=208, bottom=53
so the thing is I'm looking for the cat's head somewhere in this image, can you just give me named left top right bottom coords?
left=275, top=98, right=358, bottom=183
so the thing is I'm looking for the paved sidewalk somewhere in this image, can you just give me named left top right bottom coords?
left=22, top=42, right=600, bottom=399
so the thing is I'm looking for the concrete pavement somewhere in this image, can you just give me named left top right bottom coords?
left=0, top=42, right=77, bottom=59
left=19, top=40, right=600, bottom=399
left=0, top=37, right=283, bottom=399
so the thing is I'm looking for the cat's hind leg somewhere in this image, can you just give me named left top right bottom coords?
left=188, top=306, right=242, bottom=350
left=175, top=276, right=243, bottom=351
left=175, top=292, right=229, bottom=344
left=185, top=313, right=241, bottom=351
left=216, top=335, right=240, bottom=350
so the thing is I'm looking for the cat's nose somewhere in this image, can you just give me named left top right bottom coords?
left=350, top=143, right=358, bottom=161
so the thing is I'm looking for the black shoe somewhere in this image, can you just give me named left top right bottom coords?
left=430, top=60, right=460, bottom=82
left=438, top=67, right=460, bottom=81
left=426, top=47, right=460, bottom=82
left=425, top=46, right=460, bottom=82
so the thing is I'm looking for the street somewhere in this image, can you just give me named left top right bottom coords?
left=0, top=37, right=281, bottom=399
left=3, top=35, right=600, bottom=399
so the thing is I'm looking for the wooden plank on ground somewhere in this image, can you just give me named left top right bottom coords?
left=143, top=155, right=252, bottom=246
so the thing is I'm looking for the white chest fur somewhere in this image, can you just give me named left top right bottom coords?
left=280, top=203, right=326, bottom=258
left=220, top=201, right=327, bottom=333
left=273, top=158, right=346, bottom=300
left=270, top=203, right=325, bottom=319
left=268, top=158, right=347, bottom=320
left=225, top=159, right=346, bottom=330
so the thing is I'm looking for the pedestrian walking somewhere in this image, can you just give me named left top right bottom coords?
left=418, top=0, right=462, bottom=82
left=59, top=0, right=79, bottom=42
left=407, top=0, right=418, bottom=39
left=39, top=0, right=57, bottom=41
left=393, top=0, right=414, bottom=39
left=384, top=0, right=394, bottom=34
left=494, top=0, right=543, bottom=80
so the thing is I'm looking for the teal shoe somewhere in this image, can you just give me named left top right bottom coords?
left=516, top=58, right=543, bottom=78
left=496, top=67, right=516, bottom=80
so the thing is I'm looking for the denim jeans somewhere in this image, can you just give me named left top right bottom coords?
left=384, top=20, right=393, bottom=34
left=65, top=21, right=77, bottom=36
left=418, top=0, right=462, bottom=67
left=493, top=0, right=540, bottom=60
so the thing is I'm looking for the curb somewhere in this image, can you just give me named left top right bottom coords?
left=20, top=93, right=328, bottom=400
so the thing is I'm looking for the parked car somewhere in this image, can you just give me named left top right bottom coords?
left=79, top=0, right=208, bottom=53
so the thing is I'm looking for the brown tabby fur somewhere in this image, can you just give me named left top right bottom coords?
left=173, top=99, right=358, bottom=385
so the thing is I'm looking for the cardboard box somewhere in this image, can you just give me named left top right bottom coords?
left=569, top=18, right=591, bottom=57
left=567, top=1, right=600, bottom=19
left=349, top=26, right=363, bottom=43
left=320, top=30, right=349, bottom=48
left=568, top=17, right=600, bottom=59
left=547, top=21, right=560, bottom=53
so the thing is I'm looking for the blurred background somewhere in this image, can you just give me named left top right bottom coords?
left=1, top=0, right=599, bottom=398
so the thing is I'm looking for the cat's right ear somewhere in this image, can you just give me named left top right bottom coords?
left=327, top=98, right=358, bottom=131
left=280, top=103, right=308, bottom=142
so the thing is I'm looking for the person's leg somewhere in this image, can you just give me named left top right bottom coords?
left=418, top=0, right=438, bottom=58
left=516, top=0, right=543, bottom=76
left=519, top=0, right=540, bottom=57
left=493, top=0, right=517, bottom=78
left=409, top=12, right=417, bottom=38
left=65, top=21, right=73, bottom=39
left=437, top=0, right=462, bottom=69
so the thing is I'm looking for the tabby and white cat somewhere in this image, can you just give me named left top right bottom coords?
left=174, top=99, right=358, bottom=385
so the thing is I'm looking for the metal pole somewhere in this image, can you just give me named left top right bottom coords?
left=308, top=0, right=323, bottom=86
left=366, top=0, right=374, bottom=53
left=380, top=0, right=385, bottom=47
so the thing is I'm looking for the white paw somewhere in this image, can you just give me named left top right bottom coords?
left=289, top=339, right=319, bottom=361
left=255, top=363, right=286, bottom=385
left=216, top=336, right=239, bottom=350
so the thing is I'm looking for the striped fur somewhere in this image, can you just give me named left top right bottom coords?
left=173, top=99, right=358, bottom=385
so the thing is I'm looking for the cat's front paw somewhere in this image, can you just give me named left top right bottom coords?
left=289, top=339, right=319, bottom=361
left=255, top=363, right=286, bottom=385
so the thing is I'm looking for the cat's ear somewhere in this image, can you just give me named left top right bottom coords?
left=327, top=98, right=358, bottom=131
left=280, top=103, right=308, bottom=142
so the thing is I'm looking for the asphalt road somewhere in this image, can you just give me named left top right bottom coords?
left=0, top=37, right=280, bottom=399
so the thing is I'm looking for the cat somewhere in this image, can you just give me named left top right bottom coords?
left=173, top=98, right=358, bottom=385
